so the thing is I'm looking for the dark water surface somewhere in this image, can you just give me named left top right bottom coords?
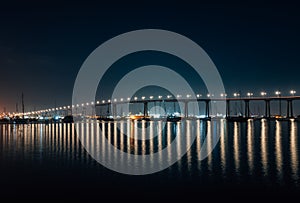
left=1, top=119, right=299, bottom=200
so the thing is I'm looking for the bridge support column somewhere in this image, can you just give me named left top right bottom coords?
left=264, top=100, right=271, bottom=118
left=290, top=100, right=294, bottom=118
left=143, top=102, right=148, bottom=117
left=226, top=100, right=230, bottom=118
left=205, top=100, right=210, bottom=118
left=244, top=100, right=250, bottom=118
left=184, top=101, right=189, bottom=118
left=287, top=100, right=294, bottom=118
left=112, top=103, right=117, bottom=118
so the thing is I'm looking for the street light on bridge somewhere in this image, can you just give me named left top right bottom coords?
left=233, top=92, right=240, bottom=97
left=247, top=92, right=253, bottom=98
left=290, top=90, right=296, bottom=96
left=261, top=91, right=267, bottom=97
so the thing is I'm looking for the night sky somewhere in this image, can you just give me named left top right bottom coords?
left=1, top=1, right=300, bottom=112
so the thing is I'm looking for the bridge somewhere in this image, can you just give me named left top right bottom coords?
left=5, top=90, right=300, bottom=121
left=94, top=95, right=299, bottom=119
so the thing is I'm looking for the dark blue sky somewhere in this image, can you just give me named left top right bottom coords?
left=1, top=1, right=300, bottom=112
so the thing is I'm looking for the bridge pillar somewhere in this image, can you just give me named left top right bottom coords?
left=290, top=100, right=294, bottom=118
left=226, top=100, right=230, bottom=118
left=244, top=100, right=250, bottom=118
left=205, top=100, right=210, bottom=118
left=287, top=100, right=290, bottom=118
left=143, top=102, right=148, bottom=117
left=264, top=100, right=271, bottom=118
left=184, top=101, right=189, bottom=118
left=287, top=100, right=294, bottom=118
left=106, top=104, right=110, bottom=117
left=112, top=103, right=117, bottom=118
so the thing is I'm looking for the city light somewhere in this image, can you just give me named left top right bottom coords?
left=134, top=97, right=138, bottom=100
left=158, top=95, right=162, bottom=99
left=275, top=91, right=281, bottom=96
left=142, top=96, right=146, bottom=100
left=149, top=96, right=154, bottom=99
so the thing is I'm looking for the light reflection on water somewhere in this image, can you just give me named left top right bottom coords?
left=275, top=121, right=283, bottom=183
left=290, top=120, right=299, bottom=184
left=233, top=122, right=240, bottom=175
left=261, top=119, right=269, bottom=177
left=0, top=119, right=299, bottom=188
left=247, top=120, right=254, bottom=175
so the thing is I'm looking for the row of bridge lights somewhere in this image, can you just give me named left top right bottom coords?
left=17, top=90, right=297, bottom=116
left=99, top=90, right=297, bottom=103
left=240, top=90, right=297, bottom=98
